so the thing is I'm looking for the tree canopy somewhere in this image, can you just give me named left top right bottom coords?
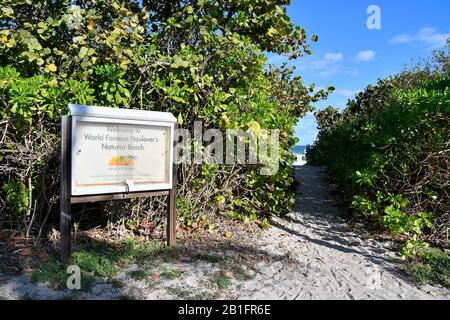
left=0, top=0, right=331, bottom=236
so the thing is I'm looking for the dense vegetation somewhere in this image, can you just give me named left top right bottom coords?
left=307, top=47, right=450, bottom=257
left=409, top=248, right=450, bottom=287
left=0, top=1, right=331, bottom=238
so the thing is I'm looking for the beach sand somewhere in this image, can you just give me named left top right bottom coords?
left=293, top=153, right=307, bottom=166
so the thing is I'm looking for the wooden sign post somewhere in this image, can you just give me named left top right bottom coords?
left=60, top=105, right=177, bottom=263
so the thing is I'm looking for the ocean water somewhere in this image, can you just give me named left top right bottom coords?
left=292, top=145, right=307, bottom=155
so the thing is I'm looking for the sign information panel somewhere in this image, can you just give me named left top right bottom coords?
left=69, top=105, right=175, bottom=196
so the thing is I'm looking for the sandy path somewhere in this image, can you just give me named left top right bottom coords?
left=235, top=165, right=448, bottom=300
left=0, top=165, right=448, bottom=300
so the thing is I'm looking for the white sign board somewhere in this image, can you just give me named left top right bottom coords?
left=69, top=105, right=176, bottom=196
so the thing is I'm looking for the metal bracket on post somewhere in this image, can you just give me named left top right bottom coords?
left=60, top=116, right=72, bottom=263
left=166, top=124, right=177, bottom=246
left=166, top=163, right=177, bottom=246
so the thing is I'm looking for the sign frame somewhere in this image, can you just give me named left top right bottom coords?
left=70, top=115, right=174, bottom=196
left=60, top=105, right=178, bottom=263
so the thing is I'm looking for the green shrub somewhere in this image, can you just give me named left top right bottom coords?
left=2, top=180, right=29, bottom=219
left=307, top=48, right=450, bottom=254
left=71, top=250, right=118, bottom=279
left=409, top=249, right=450, bottom=287
left=128, top=270, right=148, bottom=281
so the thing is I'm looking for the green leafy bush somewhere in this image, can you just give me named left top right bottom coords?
left=0, top=1, right=331, bottom=236
left=2, top=180, right=29, bottom=219
left=307, top=48, right=450, bottom=254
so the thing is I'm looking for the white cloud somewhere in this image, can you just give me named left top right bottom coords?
left=296, top=52, right=346, bottom=78
left=324, top=52, right=343, bottom=62
left=355, top=50, right=376, bottom=62
left=390, top=27, right=450, bottom=49
left=316, top=69, right=339, bottom=78
left=293, top=52, right=361, bottom=79
left=390, top=34, right=414, bottom=44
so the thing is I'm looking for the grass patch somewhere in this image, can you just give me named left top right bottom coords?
left=29, top=258, right=95, bottom=290
left=30, top=258, right=67, bottom=287
left=30, top=238, right=166, bottom=290
left=232, top=266, right=252, bottom=281
left=409, top=248, right=450, bottom=287
left=193, top=253, right=223, bottom=263
left=111, top=279, right=125, bottom=288
left=160, top=268, right=183, bottom=280
left=128, top=270, right=148, bottom=281
left=215, top=275, right=231, bottom=289
left=71, top=250, right=117, bottom=279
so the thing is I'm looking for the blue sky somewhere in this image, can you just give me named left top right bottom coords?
left=266, top=0, right=450, bottom=145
